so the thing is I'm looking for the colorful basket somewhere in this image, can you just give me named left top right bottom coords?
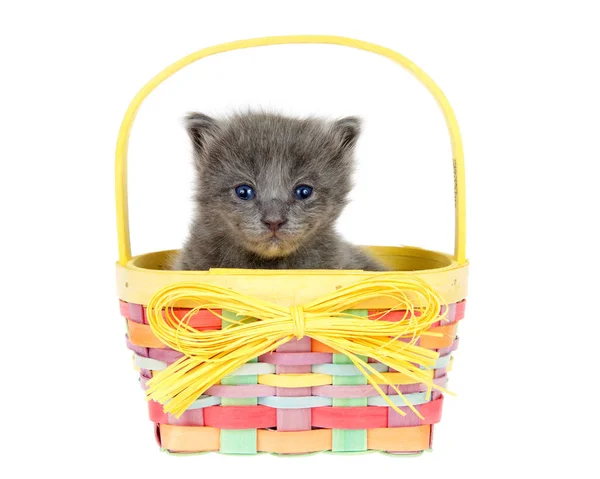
left=115, top=35, right=469, bottom=456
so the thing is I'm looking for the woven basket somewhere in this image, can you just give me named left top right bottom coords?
left=115, top=35, right=469, bottom=456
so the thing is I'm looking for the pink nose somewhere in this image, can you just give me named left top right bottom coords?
left=263, top=218, right=287, bottom=232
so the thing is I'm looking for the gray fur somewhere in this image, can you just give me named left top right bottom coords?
left=172, top=111, right=388, bottom=271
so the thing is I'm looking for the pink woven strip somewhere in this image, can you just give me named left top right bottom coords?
left=392, top=378, right=447, bottom=393
left=125, top=342, right=185, bottom=364
left=276, top=337, right=311, bottom=353
left=441, top=303, right=457, bottom=323
left=258, top=351, right=332, bottom=365
left=206, top=384, right=276, bottom=398
left=276, top=337, right=312, bottom=431
left=133, top=339, right=458, bottom=364
left=126, top=337, right=148, bottom=357
left=148, top=348, right=183, bottom=363
left=126, top=337, right=184, bottom=363
left=427, top=300, right=467, bottom=328
left=311, top=384, right=383, bottom=398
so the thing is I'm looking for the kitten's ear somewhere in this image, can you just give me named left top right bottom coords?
left=185, top=113, right=220, bottom=164
left=330, top=116, right=362, bottom=153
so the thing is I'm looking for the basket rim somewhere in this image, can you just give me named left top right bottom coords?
left=125, top=245, right=465, bottom=275
left=116, top=245, right=469, bottom=306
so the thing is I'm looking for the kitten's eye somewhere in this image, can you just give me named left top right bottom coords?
left=294, top=185, right=313, bottom=200
left=235, top=185, right=255, bottom=200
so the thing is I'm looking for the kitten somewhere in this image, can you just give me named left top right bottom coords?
left=172, top=111, right=388, bottom=271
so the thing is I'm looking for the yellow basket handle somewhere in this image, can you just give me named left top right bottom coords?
left=115, top=35, right=466, bottom=266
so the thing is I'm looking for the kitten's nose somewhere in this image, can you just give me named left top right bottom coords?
left=262, top=217, right=287, bottom=232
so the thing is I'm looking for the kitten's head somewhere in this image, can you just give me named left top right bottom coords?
left=186, top=111, right=360, bottom=258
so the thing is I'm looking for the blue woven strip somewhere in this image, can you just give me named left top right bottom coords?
left=186, top=395, right=222, bottom=409
left=133, top=354, right=167, bottom=371
left=180, top=391, right=436, bottom=411
left=366, top=392, right=431, bottom=407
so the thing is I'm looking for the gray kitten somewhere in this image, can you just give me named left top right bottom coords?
left=173, top=111, right=387, bottom=271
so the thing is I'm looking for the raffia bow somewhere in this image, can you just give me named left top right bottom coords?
left=145, top=276, right=450, bottom=418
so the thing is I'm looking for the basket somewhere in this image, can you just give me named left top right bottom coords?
left=115, top=35, right=468, bottom=456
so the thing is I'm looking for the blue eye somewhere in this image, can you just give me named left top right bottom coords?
left=235, top=185, right=255, bottom=200
left=294, top=185, right=313, bottom=200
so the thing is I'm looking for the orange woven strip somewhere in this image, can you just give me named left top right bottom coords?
left=257, top=429, right=332, bottom=454
left=367, top=425, right=431, bottom=451
left=159, top=425, right=220, bottom=452
left=419, top=324, right=458, bottom=349
left=157, top=425, right=432, bottom=453
left=127, top=320, right=167, bottom=349
left=310, top=339, right=337, bottom=353
left=130, top=321, right=456, bottom=352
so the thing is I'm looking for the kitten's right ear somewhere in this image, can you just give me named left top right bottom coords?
left=330, top=116, right=362, bottom=153
left=185, top=113, right=220, bottom=164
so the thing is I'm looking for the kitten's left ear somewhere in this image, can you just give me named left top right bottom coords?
left=330, top=116, right=362, bottom=152
left=185, top=113, right=220, bottom=166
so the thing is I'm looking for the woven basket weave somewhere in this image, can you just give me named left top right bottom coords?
left=115, top=35, right=469, bottom=456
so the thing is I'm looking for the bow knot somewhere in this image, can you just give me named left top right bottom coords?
left=289, top=305, right=306, bottom=339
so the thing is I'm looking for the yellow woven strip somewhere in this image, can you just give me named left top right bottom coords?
left=144, top=275, right=452, bottom=418
left=380, top=371, right=434, bottom=385
left=258, top=373, right=333, bottom=388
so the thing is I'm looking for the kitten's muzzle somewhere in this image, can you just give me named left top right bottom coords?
left=262, top=216, right=287, bottom=233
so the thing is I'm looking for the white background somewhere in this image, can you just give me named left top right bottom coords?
left=1, top=1, right=599, bottom=477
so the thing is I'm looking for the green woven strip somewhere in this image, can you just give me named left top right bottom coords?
left=221, top=309, right=258, bottom=328
left=219, top=310, right=257, bottom=454
left=219, top=429, right=257, bottom=455
left=332, top=309, right=368, bottom=452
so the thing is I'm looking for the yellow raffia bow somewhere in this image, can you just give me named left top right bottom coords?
left=145, top=275, right=451, bottom=418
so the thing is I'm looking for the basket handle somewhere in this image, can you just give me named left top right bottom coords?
left=115, top=35, right=466, bottom=265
